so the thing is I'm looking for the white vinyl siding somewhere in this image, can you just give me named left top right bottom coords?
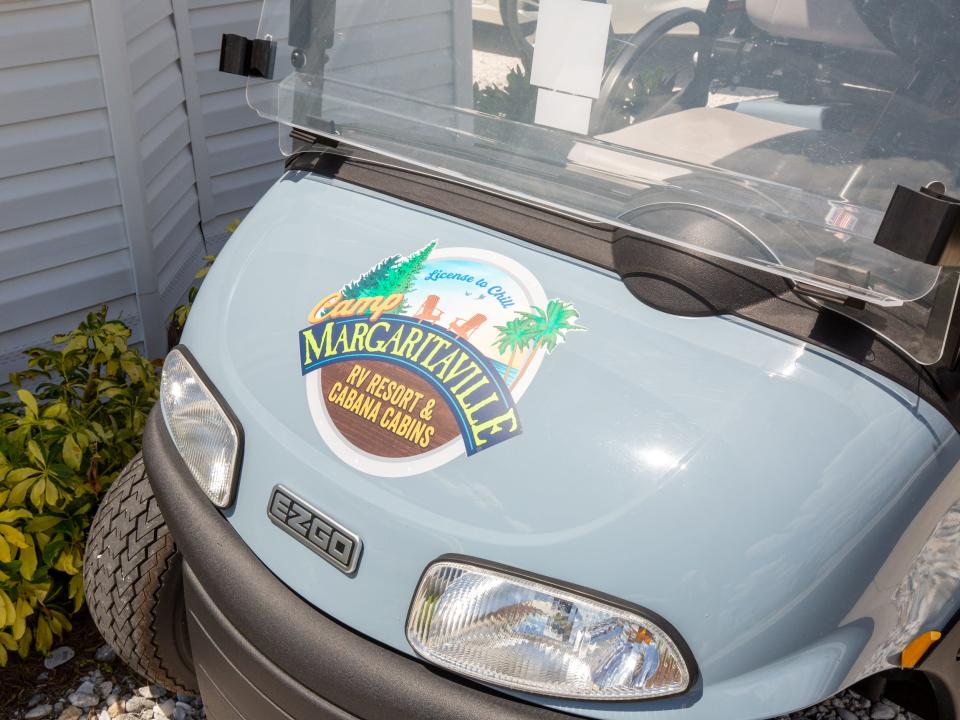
left=0, top=0, right=467, bottom=380
left=0, top=0, right=134, bottom=380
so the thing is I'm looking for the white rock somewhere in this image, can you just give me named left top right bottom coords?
left=66, top=693, right=99, bottom=710
left=153, top=699, right=176, bottom=719
left=106, top=700, right=123, bottom=718
left=839, top=709, right=859, bottom=720
left=98, top=682, right=114, bottom=698
left=871, top=705, right=897, bottom=720
left=25, top=705, right=53, bottom=719
left=124, top=698, right=155, bottom=713
left=43, top=646, right=75, bottom=669
left=75, top=681, right=97, bottom=697
left=57, top=708, right=82, bottom=720
left=137, top=686, right=166, bottom=700
left=94, top=645, right=116, bottom=662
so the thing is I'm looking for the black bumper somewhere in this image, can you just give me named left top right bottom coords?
left=142, top=408, right=572, bottom=720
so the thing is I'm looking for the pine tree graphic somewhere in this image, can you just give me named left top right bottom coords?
left=340, top=254, right=401, bottom=300
left=340, top=241, right=436, bottom=313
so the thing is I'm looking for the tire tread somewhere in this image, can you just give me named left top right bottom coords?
left=83, top=454, right=196, bottom=694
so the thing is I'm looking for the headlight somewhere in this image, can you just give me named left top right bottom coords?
left=159, top=347, right=242, bottom=507
left=406, top=558, right=693, bottom=700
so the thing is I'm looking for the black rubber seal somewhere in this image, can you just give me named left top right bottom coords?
left=142, top=407, right=577, bottom=720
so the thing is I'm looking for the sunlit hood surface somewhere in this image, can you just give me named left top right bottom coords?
left=182, top=174, right=960, bottom=719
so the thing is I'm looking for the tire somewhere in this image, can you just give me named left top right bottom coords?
left=83, top=454, right=198, bottom=694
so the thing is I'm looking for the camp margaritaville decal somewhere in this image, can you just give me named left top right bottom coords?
left=298, top=242, right=583, bottom=477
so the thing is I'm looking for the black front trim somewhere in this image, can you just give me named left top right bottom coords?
left=142, top=408, right=576, bottom=720
left=284, top=147, right=960, bottom=432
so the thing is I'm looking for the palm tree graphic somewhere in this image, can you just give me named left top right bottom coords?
left=493, top=316, right=532, bottom=384
left=508, top=299, right=583, bottom=391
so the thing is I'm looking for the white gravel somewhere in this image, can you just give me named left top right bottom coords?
left=10, top=647, right=204, bottom=720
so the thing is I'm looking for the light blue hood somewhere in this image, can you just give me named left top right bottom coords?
left=181, top=170, right=960, bottom=720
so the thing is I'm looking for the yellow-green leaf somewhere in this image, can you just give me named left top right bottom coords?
left=0, top=631, right=16, bottom=651
left=120, top=357, right=143, bottom=384
left=64, top=334, right=88, bottom=354
left=6, top=467, right=39, bottom=485
left=62, top=434, right=82, bottom=471
left=15, top=597, right=32, bottom=620
left=11, top=619, right=23, bottom=641
left=0, top=525, right=27, bottom=549
left=30, top=478, right=45, bottom=511
left=17, top=389, right=38, bottom=418
left=18, top=625, right=31, bottom=658
left=12, top=609, right=26, bottom=640
left=8, top=477, right=34, bottom=506
left=50, top=609, right=71, bottom=634
left=69, top=575, right=83, bottom=613
left=19, top=537, right=37, bottom=580
left=35, top=616, right=52, bottom=653
left=0, top=642, right=6, bottom=666
left=42, top=402, right=68, bottom=419
left=0, top=509, right=31, bottom=523
left=44, top=480, right=58, bottom=507
left=0, top=537, right=9, bottom=564
left=0, top=591, right=13, bottom=629
left=26, top=440, right=45, bottom=468
left=24, top=516, right=59, bottom=533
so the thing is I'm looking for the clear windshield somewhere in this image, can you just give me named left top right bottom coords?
left=248, top=0, right=960, bottom=364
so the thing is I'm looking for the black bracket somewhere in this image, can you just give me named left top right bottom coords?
left=219, top=34, right=277, bottom=79
left=874, top=183, right=960, bottom=265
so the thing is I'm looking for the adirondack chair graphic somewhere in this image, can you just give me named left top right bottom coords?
left=413, top=295, right=444, bottom=323
left=449, top=314, right=486, bottom=340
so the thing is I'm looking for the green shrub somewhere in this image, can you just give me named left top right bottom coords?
left=474, top=65, right=535, bottom=123
left=168, top=254, right=216, bottom=346
left=0, top=307, right=159, bottom=665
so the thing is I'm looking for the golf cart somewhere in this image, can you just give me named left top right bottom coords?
left=83, top=1, right=960, bottom=719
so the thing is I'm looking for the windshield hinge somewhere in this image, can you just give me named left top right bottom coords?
left=793, top=282, right=867, bottom=310
left=219, top=34, right=276, bottom=79
left=792, top=255, right=870, bottom=310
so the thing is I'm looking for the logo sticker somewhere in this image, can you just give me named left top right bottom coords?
left=298, top=242, right=582, bottom=476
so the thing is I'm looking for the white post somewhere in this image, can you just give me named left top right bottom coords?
left=89, top=0, right=167, bottom=357
left=451, top=0, right=475, bottom=137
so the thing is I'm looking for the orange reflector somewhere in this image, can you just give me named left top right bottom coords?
left=901, top=631, right=941, bottom=668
